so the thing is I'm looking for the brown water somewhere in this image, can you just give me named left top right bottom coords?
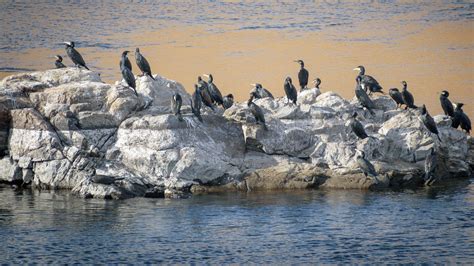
left=0, top=1, right=473, bottom=119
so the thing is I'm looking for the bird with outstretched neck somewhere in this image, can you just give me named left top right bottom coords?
left=353, top=65, right=383, bottom=95
left=135, top=48, right=155, bottom=80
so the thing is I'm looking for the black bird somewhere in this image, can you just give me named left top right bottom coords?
left=63, top=42, right=89, bottom=70
left=248, top=92, right=268, bottom=130
left=191, top=84, right=203, bottom=122
left=420, top=104, right=442, bottom=142
left=401, top=81, right=417, bottom=109
left=349, top=112, right=369, bottom=139
left=389, top=88, right=404, bottom=108
left=250, top=83, right=274, bottom=99
left=171, top=92, right=183, bottom=121
left=313, top=78, right=321, bottom=90
left=284, top=77, right=298, bottom=105
left=223, top=94, right=234, bottom=109
left=424, top=147, right=438, bottom=186
left=294, top=60, right=309, bottom=91
left=355, top=76, right=376, bottom=115
left=355, top=150, right=378, bottom=180
left=452, top=103, right=471, bottom=134
left=353, top=65, right=383, bottom=95
left=439, top=90, right=454, bottom=117
left=197, top=76, right=215, bottom=111
left=120, top=51, right=137, bottom=95
left=135, top=48, right=155, bottom=80
left=120, top=50, right=132, bottom=71
left=203, top=74, right=224, bottom=106
left=54, top=55, right=66, bottom=68
left=91, top=175, right=124, bottom=185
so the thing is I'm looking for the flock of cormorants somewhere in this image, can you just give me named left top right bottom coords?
left=55, top=42, right=471, bottom=184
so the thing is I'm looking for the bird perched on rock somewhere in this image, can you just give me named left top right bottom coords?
left=439, top=90, right=454, bottom=117
left=349, top=112, right=372, bottom=140
left=135, top=48, right=155, bottom=80
left=54, top=55, right=66, bottom=68
left=420, top=104, right=442, bottom=142
left=353, top=65, right=383, bottom=95
left=120, top=50, right=132, bottom=71
left=355, top=150, right=378, bottom=181
left=223, top=94, right=234, bottom=109
left=197, top=76, right=215, bottom=111
left=284, top=76, right=298, bottom=105
left=203, top=74, right=223, bottom=106
left=355, top=76, right=376, bottom=115
left=401, top=81, right=417, bottom=109
left=191, top=84, right=203, bottom=122
left=63, top=42, right=89, bottom=70
left=120, top=51, right=137, bottom=95
left=389, top=88, right=404, bottom=108
left=313, top=78, right=321, bottom=91
left=250, top=83, right=274, bottom=99
left=248, top=91, right=268, bottom=130
left=424, top=147, right=437, bottom=186
left=452, top=103, right=471, bottom=134
left=171, top=92, right=183, bottom=121
left=294, top=60, right=309, bottom=91
left=91, top=175, right=124, bottom=185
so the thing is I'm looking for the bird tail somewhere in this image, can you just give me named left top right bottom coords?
left=148, top=73, right=156, bottom=80
left=84, top=65, right=90, bottom=70
left=437, top=134, right=442, bottom=142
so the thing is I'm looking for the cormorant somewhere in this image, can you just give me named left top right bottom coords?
left=120, top=50, right=132, bottom=71
left=313, top=78, right=321, bottom=90
left=63, top=42, right=89, bottom=70
left=355, top=76, right=376, bottom=115
left=223, top=94, right=234, bottom=109
left=91, top=175, right=124, bottom=185
left=203, top=74, right=224, bottom=106
left=294, top=60, right=309, bottom=91
left=197, top=76, right=215, bottom=111
left=248, top=91, right=268, bottom=130
left=191, top=84, right=203, bottom=122
left=349, top=112, right=370, bottom=139
left=54, top=55, right=66, bottom=68
left=135, top=48, right=155, bottom=80
left=120, top=51, right=137, bottom=95
left=284, top=76, right=298, bottom=105
left=424, top=147, right=437, bottom=186
left=439, top=90, right=454, bottom=117
left=452, top=103, right=471, bottom=134
left=355, top=150, right=378, bottom=180
left=171, top=92, right=183, bottom=121
left=401, top=81, right=417, bottom=109
left=250, top=83, right=274, bottom=99
left=420, top=104, right=442, bottom=142
left=353, top=65, right=383, bottom=95
left=388, top=88, right=404, bottom=108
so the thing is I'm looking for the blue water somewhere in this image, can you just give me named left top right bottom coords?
left=1, top=180, right=473, bottom=264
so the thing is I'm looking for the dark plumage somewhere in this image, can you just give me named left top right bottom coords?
left=64, top=42, right=89, bottom=70
left=191, top=84, right=203, bottom=122
left=120, top=51, right=137, bottom=95
left=120, top=50, right=132, bottom=71
left=452, top=103, right=471, bottom=134
left=135, top=48, right=155, bottom=80
left=295, top=60, right=309, bottom=91
left=223, top=94, right=234, bottom=109
left=353, top=65, right=383, bottom=95
left=251, top=83, right=274, bottom=99
left=171, top=92, right=183, bottom=121
left=313, top=78, right=321, bottom=90
left=420, top=105, right=442, bottom=142
left=355, top=76, right=376, bottom=115
left=248, top=92, right=268, bottom=130
left=389, top=88, right=404, bottom=108
left=54, top=55, right=66, bottom=68
left=203, top=74, right=224, bottom=106
left=284, top=77, right=298, bottom=104
left=439, top=90, right=454, bottom=117
left=197, top=76, right=215, bottom=111
left=356, top=150, right=378, bottom=179
left=91, top=175, right=124, bottom=185
left=349, top=112, right=369, bottom=139
left=401, top=81, right=417, bottom=109
left=424, top=147, right=437, bottom=185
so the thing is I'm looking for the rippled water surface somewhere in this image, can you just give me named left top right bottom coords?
left=1, top=181, right=473, bottom=264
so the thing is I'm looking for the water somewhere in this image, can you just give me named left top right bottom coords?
left=1, top=180, right=473, bottom=264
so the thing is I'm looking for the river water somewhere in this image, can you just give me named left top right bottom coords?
left=1, top=180, right=473, bottom=264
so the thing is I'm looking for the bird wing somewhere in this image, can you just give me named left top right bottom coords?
left=209, top=83, right=223, bottom=104
left=352, top=120, right=368, bottom=138
left=121, top=67, right=136, bottom=89
left=298, top=69, right=309, bottom=86
left=69, top=48, right=86, bottom=66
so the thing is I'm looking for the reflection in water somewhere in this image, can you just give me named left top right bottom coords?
left=1, top=180, right=473, bottom=264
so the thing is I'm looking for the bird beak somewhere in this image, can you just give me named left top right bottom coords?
left=63, top=42, right=71, bottom=46
left=250, top=83, right=257, bottom=87
left=353, top=67, right=360, bottom=71
left=312, top=79, right=318, bottom=83
left=202, top=74, right=209, bottom=78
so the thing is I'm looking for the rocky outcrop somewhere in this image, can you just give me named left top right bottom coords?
left=0, top=68, right=472, bottom=199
